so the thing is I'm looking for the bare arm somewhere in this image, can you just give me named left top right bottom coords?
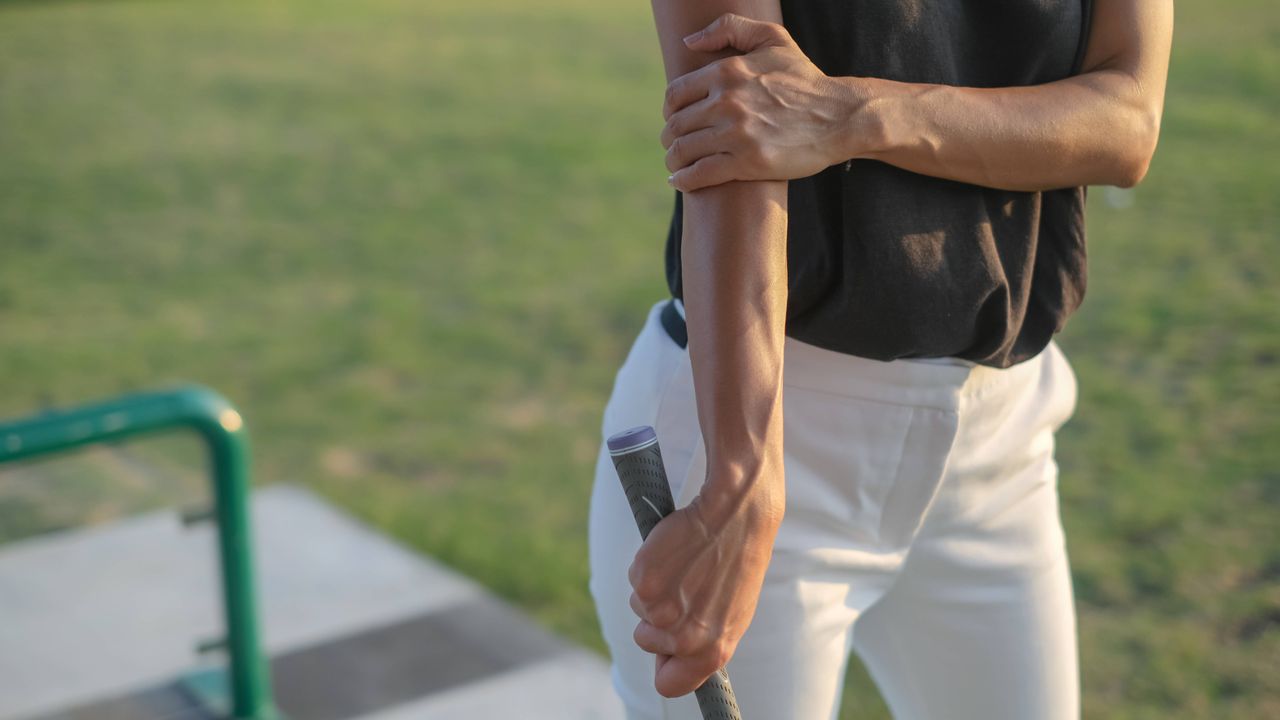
left=625, top=0, right=788, bottom=700
left=660, top=0, right=1173, bottom=192
left=858, top=0, right=1173, bottom=189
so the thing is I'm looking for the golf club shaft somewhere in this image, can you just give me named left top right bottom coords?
left=608, top=426, right=743, bottom=720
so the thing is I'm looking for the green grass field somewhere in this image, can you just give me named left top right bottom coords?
left=1, top=0, right=1276, bottom=717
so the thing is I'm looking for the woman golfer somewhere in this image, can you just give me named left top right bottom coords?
left=589, top=1, right=1173, bottom=718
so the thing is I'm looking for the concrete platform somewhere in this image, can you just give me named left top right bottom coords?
left=0, top=485, right=623, bottom=720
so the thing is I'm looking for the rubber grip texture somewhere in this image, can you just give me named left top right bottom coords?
left=609, top=427, right=744, bottom=720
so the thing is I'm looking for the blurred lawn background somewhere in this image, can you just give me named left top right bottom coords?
left=0, top=0, right=1276, bottom=717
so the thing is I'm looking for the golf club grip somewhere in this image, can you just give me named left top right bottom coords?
left=608, top=426, right=744, bottom=720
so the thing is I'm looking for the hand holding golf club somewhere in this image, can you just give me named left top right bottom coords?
left=610, top=426, right=783, bottom=718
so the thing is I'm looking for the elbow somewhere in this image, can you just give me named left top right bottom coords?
left=1109, top=105, right=1162, bottom=189
left=1112, top=154, right=1151, bottom=189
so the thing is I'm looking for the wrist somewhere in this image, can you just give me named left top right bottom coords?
left=834, top=76, right=895, bottom=163
left=697, top=437, right=786, bottom=534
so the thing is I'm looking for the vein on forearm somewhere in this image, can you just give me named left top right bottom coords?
left=649, top=0, right=790, bottom=522
left=680, top=180, right=787, bottom=516
left=866, top=74, right=1159, bottom=191
left=856, top=0, right=1172, bottom=191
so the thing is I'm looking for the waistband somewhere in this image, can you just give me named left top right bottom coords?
left=659, top=298, right=1044, bottom=413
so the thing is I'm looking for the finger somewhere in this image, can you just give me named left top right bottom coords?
left=666, top=126, right=727, bottom=174
left=636, top=617, right=717, bottom=659
left=629, top=514, right=696, bottom=603
left=654, top=651, right=722, bottom=699
left=628, top=553, right=673, bottom=609
left=630, top=591, right=681, bottom=628
left=663, top=66, right=714, bottom=120
left=682, top=13, right=790, bottom=54
left=633, top=620, right=678, bottom=656
left=669, top=153, right=739, bottom=192
left=661, top=95, right=716, bottom=149
left=629, top=591, right=645, bottom=619
left=654, top=653, right=674, bottom=689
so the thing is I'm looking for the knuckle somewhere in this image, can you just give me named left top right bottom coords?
left=663, top=82, right=680, bottom=108
left=648, top=600, right=677, bottom=628
left=671, top=628, right=696, bottom=656
left=635, top=581, right=657, bottom=603
left=675, top=621, right=713, bottom=656
left=635, top=629, right=665, bottom=656
left=633, top=574, right=662, bottom=603
left=695, top=654, right=721, bottom=680
left=712, top=642, right=734, bottom=670
left=723, top=96, right=748, bottom=121
left=720, top=119, right=743, bottom=143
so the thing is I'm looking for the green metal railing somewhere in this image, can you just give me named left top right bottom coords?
left=0, top=386, right=278, bottom=719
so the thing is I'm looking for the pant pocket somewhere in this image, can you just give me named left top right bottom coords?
left=876, top=406, right=960, bottom=551
left=781, top=386, right=917, bottom=551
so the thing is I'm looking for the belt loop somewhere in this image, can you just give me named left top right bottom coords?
left=660, top=299, right=688, bottom=349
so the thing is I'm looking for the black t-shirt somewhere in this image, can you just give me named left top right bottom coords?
left=665, top=0, right=1093, bottom=368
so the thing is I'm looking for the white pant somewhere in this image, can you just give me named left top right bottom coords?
left=589, top=301, right=1081, bottom=720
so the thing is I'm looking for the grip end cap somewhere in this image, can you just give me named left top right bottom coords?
left=607, top=425, right=658, bottom=455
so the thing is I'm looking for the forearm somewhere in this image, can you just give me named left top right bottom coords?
left=847, top=0, right=1172, bottom=192
left=681, top=181, right=787, bottom=526
left=850, top=73, right=1160, bottom=190
left=650, top=0, right=789, bottom=525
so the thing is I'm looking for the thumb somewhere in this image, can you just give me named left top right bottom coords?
left=683, top=13, right=790, bottom=53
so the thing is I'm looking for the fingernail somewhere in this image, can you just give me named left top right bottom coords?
left=683, top=31, right=701, bottom=45
left=667, top=174, right=675, bottom=186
